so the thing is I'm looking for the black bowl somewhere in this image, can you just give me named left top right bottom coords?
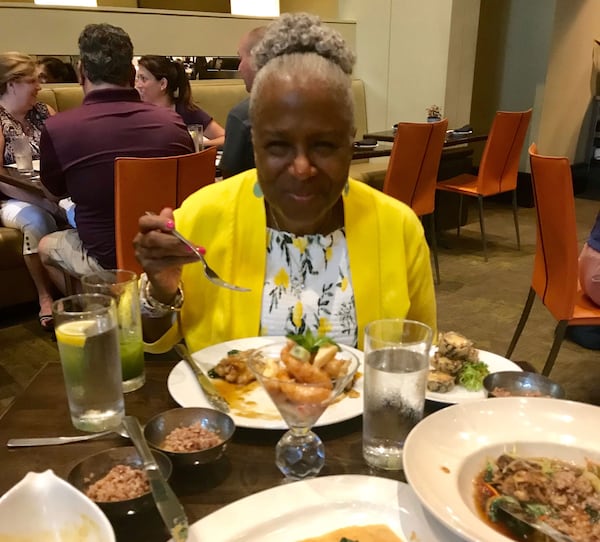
left=67, top=446, right=172, bottom=518
left=144, top=407, right=235, bottom=469
left=483, top=371, right=565, bottom=399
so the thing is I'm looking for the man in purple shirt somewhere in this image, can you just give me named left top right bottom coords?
left=39, top=23, right=194, bottom=289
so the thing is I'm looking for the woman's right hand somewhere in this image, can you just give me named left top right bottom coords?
left=134, top=208, right=200, bottom=303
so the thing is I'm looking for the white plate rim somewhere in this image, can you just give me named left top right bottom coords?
left=403, top=397, right=600, bottom=542
left=186, top=474, right=462, bottom=541
left=426, top=348, right=523, bottom=404
left=167, top=336, right=364, bottom=430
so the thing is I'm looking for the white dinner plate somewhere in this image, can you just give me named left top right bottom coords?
left=426, top=348, right=522, bottom=404
left=167, top=336, right=364, bottom=430
left=5, top=159, right=40, bottom=171
left=403, top=397, right=600, bottom=542
left=184, top=474, right=464, bottom=542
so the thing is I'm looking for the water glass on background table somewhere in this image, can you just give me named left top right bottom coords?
left=13, top=134, right=34, bottom=176
left=362, top=318, right=433, bottom=470
left=82, top=269, right=145, bottom=392
left=188, top=123, right=203, bottom=152
left=53, top=293, right=125, bottom=432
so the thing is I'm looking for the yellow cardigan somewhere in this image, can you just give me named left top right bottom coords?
left=145, top=171, right=436, bottom=353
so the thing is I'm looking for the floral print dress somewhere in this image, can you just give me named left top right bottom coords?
left=0, top=102, right=50, bottom=164
left=260, top=227, right=358, bottom=347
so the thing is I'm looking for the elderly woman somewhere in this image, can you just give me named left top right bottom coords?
left=0, top=52, right=61, bottom=329
left=134, top=13, right=436, bottom=352
left=135, top=56, right=225, bottom=147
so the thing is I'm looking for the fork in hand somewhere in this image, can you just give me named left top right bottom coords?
left=145, top=212, right=250, bottom=292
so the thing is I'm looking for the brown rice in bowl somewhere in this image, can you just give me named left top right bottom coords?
left=68, top=446, right=172, bottom=517
left=144, top=407, right=235, bottom=468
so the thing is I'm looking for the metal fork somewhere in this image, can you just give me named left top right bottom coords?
left=145, top=212, right=250, bottom=292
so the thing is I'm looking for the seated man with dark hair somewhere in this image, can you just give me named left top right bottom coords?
left=38, top=23, right=194, bottom=292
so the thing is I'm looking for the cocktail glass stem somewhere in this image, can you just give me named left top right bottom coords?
left=275, top=427, right=325, bottom=480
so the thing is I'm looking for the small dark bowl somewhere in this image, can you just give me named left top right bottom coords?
left=483, top=371, right=566, bottom=399
left=67, top=446, right=172, bottom=518
left=144, top=407, right=236, bottom=469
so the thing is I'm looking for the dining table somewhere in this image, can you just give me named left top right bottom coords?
left=363, top=129, right=489, bottom=147
left=0, top=359, right=403, bottom=541
left=0, top=354, right=537, bottom=542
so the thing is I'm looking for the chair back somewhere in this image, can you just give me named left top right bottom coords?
left=382, top=119, right=448, bottom=216
left=477, top=109, right=532, bottom=196
left=114, top=157, right=177, bottom=275
left=528, top=143, right=579, bottom=320
left=114, top=149, right=216, bottom=274
left=177, top=146, right=217, bottom=204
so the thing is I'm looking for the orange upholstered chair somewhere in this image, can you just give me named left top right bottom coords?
left=382, top=119, right=448, bottom=284
left=437, top=109, right=532, bottom=261
left=506, top=144, right=600, bottom=376
left=114, top=147, right=217, bottom=274
left=176, top=146, right=217, bottom=204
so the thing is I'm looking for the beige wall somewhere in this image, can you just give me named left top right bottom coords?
left=0, top=4, right=355, bottom=56
left=280, top=0, right=339, bottom=18
left=338, top=0, right=480, bottom=133
left=537, top=0, right=600, bottom=163
left=472, top=0, right=600, bottom=167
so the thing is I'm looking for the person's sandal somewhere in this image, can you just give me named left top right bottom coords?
left=39, top=314, right=54, bottom=331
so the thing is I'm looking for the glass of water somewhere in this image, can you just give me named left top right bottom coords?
left=362, top=319, right=433, bottom=470
left=13, top=134, right=34, bottom=176
left=188, top=124, right=204, bottom=152
left=53, top=294, right=125, bottom=432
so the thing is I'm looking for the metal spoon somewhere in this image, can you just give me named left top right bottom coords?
left=6, top=427, right=129, bottom=448
left=497, top=500, right=576, bottom=542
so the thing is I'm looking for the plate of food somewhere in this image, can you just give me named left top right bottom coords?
left=188, top=474, right=464, bottom=541
left=426, top=331, right=522, bottom=404
left=167, top=335, right=364, bottom=430
left=403, top=397, right=600, bottom=542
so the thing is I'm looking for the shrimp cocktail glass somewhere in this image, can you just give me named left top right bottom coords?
left=247, top=334, right=359, bottom=480
left=53, top=294, right=125, bottom=432
left=82, top=270, right=145, bottom=392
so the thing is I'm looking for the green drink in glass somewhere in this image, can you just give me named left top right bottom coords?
left=82, top=269, right=145, bottom=392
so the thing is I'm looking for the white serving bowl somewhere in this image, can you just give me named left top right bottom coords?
left=403, top=397, right=600, bottom=542
left=0, top=469, right=115, bottom=541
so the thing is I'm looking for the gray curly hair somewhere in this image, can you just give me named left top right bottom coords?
left=250, top=13, right=356, bottom=130
left=252, top=12, right=355, bottom=74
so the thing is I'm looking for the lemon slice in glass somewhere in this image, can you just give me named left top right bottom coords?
left=55, top=320, right=96, bottom=347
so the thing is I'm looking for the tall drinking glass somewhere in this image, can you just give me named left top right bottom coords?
left=13, top=134, right=34, bottom=176
left=53, top=294, right=125, bottom=432
left=188, top=124, right=204, bottom=152
left=362, top=319, right=433, bottom=470
left=82, top=269, right=145, bottom=392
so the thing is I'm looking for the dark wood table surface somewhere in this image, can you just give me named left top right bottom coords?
left=0, top=360, right=421, bottom=541
left=363, top=129, right=488, bottom=147
left=0, top=358, right=538, bottom=541
left=0, top=165, right=44, bottom=195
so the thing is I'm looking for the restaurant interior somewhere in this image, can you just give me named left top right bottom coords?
left=1, top=1, right=600, bottom=541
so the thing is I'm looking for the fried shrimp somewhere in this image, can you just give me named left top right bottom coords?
left=279, top=380, right=332, bottom=404
left=280, top=341, right=333, bottom=386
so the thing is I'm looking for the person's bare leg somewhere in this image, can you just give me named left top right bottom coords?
left=23, top=253, right=55, bottom=319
